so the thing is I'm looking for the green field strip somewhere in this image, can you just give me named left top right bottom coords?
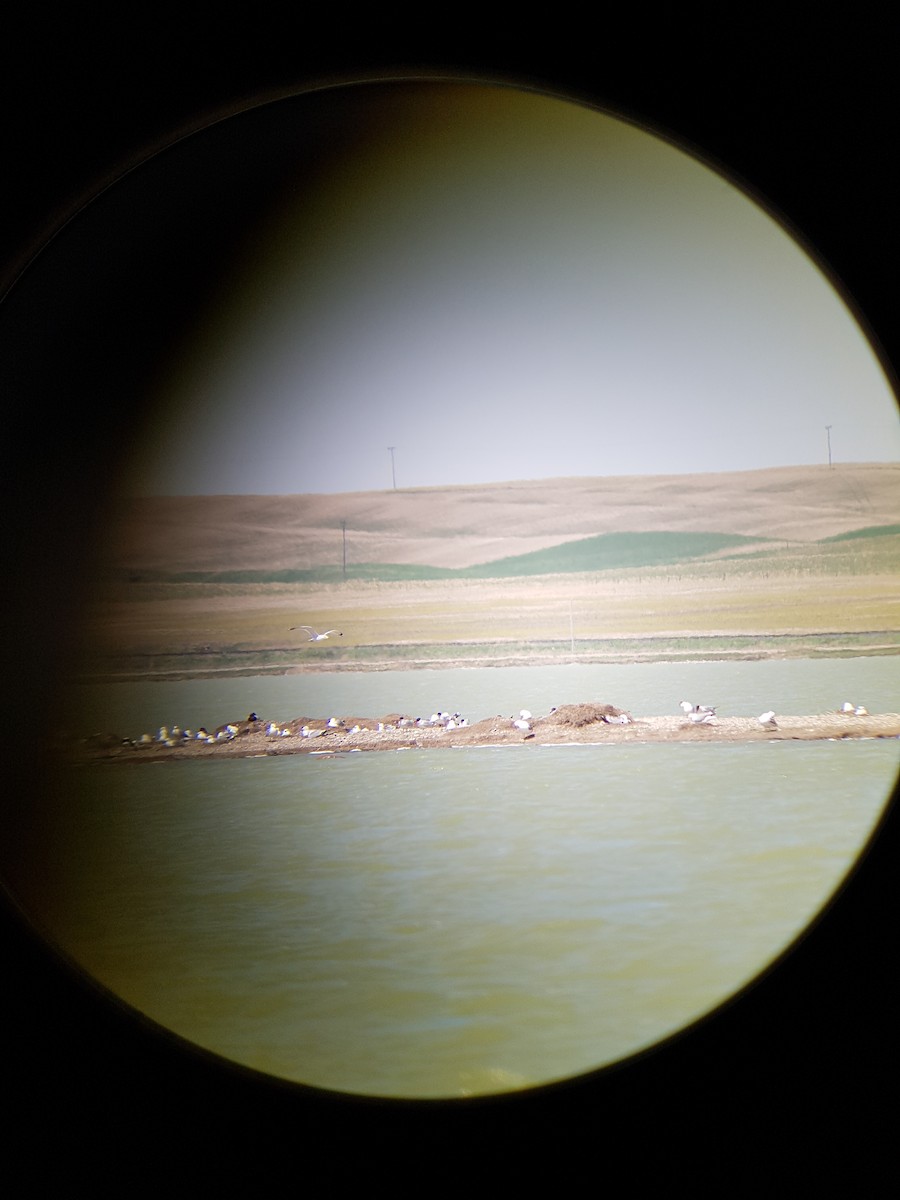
left=119, top=531, right=777, bottom=585
left=818, top=524, right=900, bottom=542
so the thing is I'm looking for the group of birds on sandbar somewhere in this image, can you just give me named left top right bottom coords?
left=107, top=693, right=879, bottom=755
left=263, top=711, right=474, bottom=741
left=681, top=700, right=778, bottom=730
left=139, top=723, right=241, bottom=748
left=679, top=699, right=871, bottom=731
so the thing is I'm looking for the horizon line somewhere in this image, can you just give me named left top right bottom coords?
left=121, top=460, right=897, bottom=501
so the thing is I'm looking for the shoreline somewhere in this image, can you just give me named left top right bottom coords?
left=69, top=708, right=900, bottom=764
left=70, top=644, right=900, bottom=685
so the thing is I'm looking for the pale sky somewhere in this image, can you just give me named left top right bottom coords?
left=124, top=81, right=899, bottom=495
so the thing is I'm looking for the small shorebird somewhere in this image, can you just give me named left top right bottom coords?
left=758, top=711, right=778, bottom=729
left=290, top=626, right=343, bottom=641
left=680, top=701, right=716, bottom=717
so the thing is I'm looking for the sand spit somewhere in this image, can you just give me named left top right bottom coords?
left=68, top=705, right=900, bottom=764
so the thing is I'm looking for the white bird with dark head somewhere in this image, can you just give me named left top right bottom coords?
left=687, top=709, right=716, bottom=725
left=290, top=626, right=343, bottom=641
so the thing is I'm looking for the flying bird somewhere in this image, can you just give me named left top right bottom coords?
left=290, top=626, right=343, bottom=641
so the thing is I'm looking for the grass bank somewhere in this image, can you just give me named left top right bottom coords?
left=76, top=630, right=900, bottom=682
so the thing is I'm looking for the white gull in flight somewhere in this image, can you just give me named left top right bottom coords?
left=290, top=626, right=343, bottom=641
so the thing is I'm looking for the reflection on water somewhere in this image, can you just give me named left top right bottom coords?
left=17, top=672, right=899, bottom=1098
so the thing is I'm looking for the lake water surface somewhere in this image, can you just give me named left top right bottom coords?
left=14, top=657, right=900, bottom=1099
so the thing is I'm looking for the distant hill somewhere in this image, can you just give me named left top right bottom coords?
left=107, top=463, right=900, bottom=576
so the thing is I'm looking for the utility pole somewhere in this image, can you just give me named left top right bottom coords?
left=825, top=425, right=833, bottom=468
left=341, top=520, right=347, bottom=579
left=388, top=446, right=397, bottom=490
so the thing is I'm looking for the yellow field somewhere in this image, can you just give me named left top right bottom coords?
left=81, top=567, right=899, bottom=671
left=79, top=463, right=899, bottom=675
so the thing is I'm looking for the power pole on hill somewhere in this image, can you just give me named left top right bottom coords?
left=388, top=446, right=397, bottom=490
left=825, top=425, right=833, bottom=468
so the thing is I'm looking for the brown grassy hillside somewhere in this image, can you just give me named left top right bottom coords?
left=106, top=464, right=900, bottom=574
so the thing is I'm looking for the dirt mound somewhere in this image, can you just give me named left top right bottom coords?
left=542, top=703, right=628, bottom=727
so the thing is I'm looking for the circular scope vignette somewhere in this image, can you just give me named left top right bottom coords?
left=3, top=72, right=899, bottom=1111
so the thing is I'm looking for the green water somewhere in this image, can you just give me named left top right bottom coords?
left=16, top=720, right=898, bottom=1099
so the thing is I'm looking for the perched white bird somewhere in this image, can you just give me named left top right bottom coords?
left=688, top=710, right=716, bottom=725
left=680, top=701, right=716, bottom=717
left=265, top=723, right=291, bottom=737
left=854, top=705, right=868, bottom=716
left=290, top=626, right=343, bottom=641
left=512, top=717, right=532, bottom=732
left=841, top=701, right=855, bottom=713
left=519, top=709, right=532, bottom=721
left=758, top=711, right=778, bottom=729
